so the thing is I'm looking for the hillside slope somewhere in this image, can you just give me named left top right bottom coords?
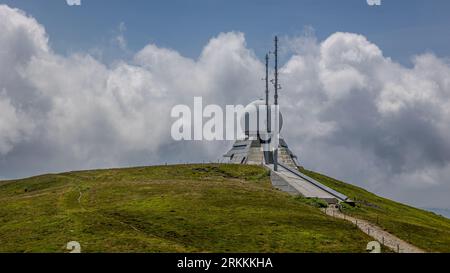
left=0, top=164, right=375, bottom=253
left=300, top=169, right=450, bottom=253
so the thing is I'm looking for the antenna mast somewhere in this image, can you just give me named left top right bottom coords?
left=273, top=36, right=279, bottom=171
left=274, top=36, right=279, bottom=106
left=265, top=54, right=270, bottom=132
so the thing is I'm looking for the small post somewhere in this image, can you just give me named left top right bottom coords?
left=382, top=237, right=385, bottom=245
left=397, top=244, right=400, bottom=253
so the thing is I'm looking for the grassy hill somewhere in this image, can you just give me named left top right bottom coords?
left=300, top=169, right=450, bottom=253
left=0, top=164, right=375, bottom=253
left=0, top=164, right=447, bottom=253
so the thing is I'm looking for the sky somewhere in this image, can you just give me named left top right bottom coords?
left=1, top=0, right=450, bottom=211
left=2, top=0, right=450, bottom=64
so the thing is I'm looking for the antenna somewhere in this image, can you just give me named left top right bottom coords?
left=265, top=54, right=270, bottom=133
left=274, top=36, right=279, bottom=106
left=273, top=36, right=279, bottom=171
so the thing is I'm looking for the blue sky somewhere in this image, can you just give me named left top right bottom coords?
left=1, top=0, right=450, bottom=65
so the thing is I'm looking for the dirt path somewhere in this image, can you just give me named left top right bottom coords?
left=323, top=206, right=425, bottom=253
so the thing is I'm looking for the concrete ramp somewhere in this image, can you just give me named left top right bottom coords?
left=267, top=163, right=350, bottom=204
left=270, top=169, right=300, bottom=195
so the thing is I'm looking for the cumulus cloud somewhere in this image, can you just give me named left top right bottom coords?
left=1, top=5, right=450, bottom=208
left=0, top=5, right=261, bottom=178
left=281, top=32, right=450, bottom=208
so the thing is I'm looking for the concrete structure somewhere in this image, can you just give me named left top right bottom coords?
left=223, top=36, right=351, bottom=205
left=224, top=138, right=299, bottom=168
left=268, top=164, right=339, bottom=204
left=222, top=100, right=351, bottom=204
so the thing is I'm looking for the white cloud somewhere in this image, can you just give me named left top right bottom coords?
left=114, top=22, right=128, bottom=52
left=0, top=5, right=262, bottom=175
left=281, top=32, right=450, bottom=201
left=1, top=5, right=450, bottom=208
left=0, top=91, right=34, bottom=155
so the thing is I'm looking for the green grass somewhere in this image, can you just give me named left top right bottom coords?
left=0, top=164, right=375, bottom=253
left=299, top=168, right=450, bottom=253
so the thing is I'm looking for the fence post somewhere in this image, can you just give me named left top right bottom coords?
left=397, top=244, right=400, bottom=253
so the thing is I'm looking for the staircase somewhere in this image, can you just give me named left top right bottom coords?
left=278, top=147, right=298, bottom=169
left=246, top=147, right=264, bottom=165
